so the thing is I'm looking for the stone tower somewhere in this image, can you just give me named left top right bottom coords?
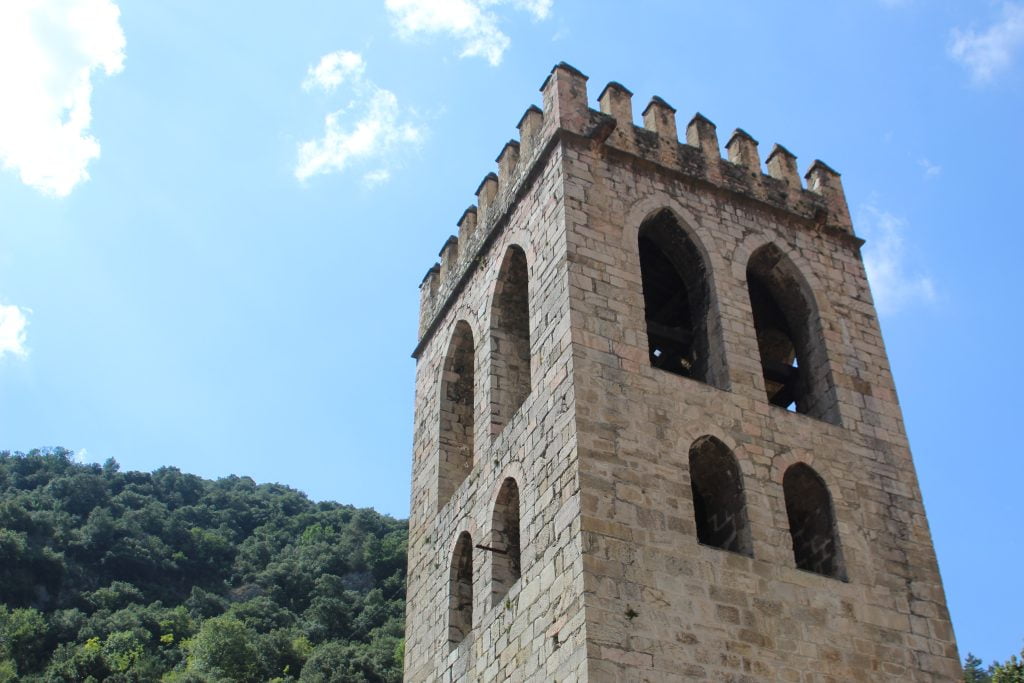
left=403, top=63, right=960, bottom=681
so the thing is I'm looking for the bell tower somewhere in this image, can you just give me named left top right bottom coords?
left=404, top=63, right=960, bottom=681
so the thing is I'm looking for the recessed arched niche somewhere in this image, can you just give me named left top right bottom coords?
left=638, top=209, right=725, bottom=388
left=746, top=244, right=839, bottom=424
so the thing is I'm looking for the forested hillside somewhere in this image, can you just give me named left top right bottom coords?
left=0, top=448, right=406, bottom=682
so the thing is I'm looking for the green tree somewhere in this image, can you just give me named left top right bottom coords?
left=44, top=637, right=109, bottom=682
left=85, top=581, right=145, bottom=612
left=228, top=596, right=295, bottom=633
left=992, top=645, right=1024, bottom=683
left=101, top=630, right=144, bottom=673
left=965, top=653, right=993, bottom=683
left=0, top=606, right=50, bottom=674
left=299, top=636, right=401, bottom=683
left=257, top=628, right=308, bottom=680
left=299, top=641, right=355, bottom=683
left=185, top=615, right=262, bottom=682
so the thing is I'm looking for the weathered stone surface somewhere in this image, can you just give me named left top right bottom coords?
left=405, top=63, right=959, bottom=682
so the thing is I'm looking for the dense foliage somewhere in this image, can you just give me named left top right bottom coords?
left=0, top=448, right=406, bottom=682
left=964, top=649, right=1024, bottom=683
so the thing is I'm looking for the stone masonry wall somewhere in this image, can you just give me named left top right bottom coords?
left=405, top=139, right=589, bottom=681
left=558, top=81, right=959, bottom=679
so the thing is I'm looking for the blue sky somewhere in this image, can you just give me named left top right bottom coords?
left=1, top=0, right=1022, bottom=665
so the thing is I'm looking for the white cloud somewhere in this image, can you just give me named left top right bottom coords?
left=513, top=0, right=552, bottom=19
left=950, top=2, right=1024, bottom=84
left=0, top=303, right=30, bottom=359
left=385, top=0, right=552, bottom=66
left=362, top=169, right=391, bottom=188
left=918, top=158, right=942, bottom=178
left=295, top=52, right=425, bottom=184
left=859, top=205, right=936, bottom=315
left=0, top=0, right=126, bottom=197
left=74, top=448, right=88, bottom=463
left=302, top=50, right=366, bottom=93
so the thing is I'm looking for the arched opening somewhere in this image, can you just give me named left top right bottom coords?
left=490, top=478, right=522, bottom=605
left=448, top=532, right=474, bottom=649
left=638, top=209, right=722, bottom=386
left=438, top=321, right=475, bottom=510
left=490, top=245, right=531, bottom=438
left=746, top=244, right=839, bottom=424
left=783, top=463, right=845, bottom=579
left=688, top=436, right=752, bottom=556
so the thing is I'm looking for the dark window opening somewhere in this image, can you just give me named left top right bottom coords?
left=689, top=436, right=752, bottom=556
left=438, top=321, right=475, bottom=510
left=746, top=244, right=839, bottom=424
left=490, top=245, right=531, bottom=438
left=638, top=210, right=719, bottom=385
left=490, top=478, right=522, bottom=605
left=783, top=463, right=845, bottom=579
left=747, top=270, right=801, bottom=411
left=448, top=532, right=474, bottom=649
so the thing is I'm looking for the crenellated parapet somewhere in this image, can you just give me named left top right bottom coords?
left=726, top=128, right=760, bottom=175
left=415, top=62, right=855, bottom=350
left=475, top=172, right=499, bottom=223
left=456, top=206, right=477, bottom=245
left=438, top=235, right=459, bottom=280
left=766, top=143, right=801, bottom=190
left=496, top=140, right=520, bottom=186
left=418, top=263, right=440, bottom=338
left=516, top=105, right=543, bottom=160
left=805, top=160, right=852, bottom=231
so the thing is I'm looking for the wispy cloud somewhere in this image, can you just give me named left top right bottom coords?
left=859, top=205, right=936, bottom=315
left=0, top=303, right=30, bottom=359
left=949, top=2, right=1024, bottom=84
left=302, top=50, right=366, bottom=93
left=362, top=169, right=391, bottom=188
left=0, top=0, right=126, bottom=197
left=295, top=51, right=425, bottom=185
left=918, top=158, right=942, bottom=178
left=385, top=0, right=552, bottom=66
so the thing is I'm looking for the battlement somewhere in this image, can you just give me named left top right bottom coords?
left=415, top=63, right=856, bottom=349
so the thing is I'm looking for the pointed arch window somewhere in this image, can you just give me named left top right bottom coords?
left=490, top=245, right=531, bottom=438
left=783, top=463, right=846, bottom=579
left=438, top=321, right=475, bottom=510
left=746, top=244, right=839, bottom=424
left=638, top=209, right=724, bottom=387
left=688, top=436, right=752, bottom=556
left=448, top=532, right=474, bottom=648
left=490, top=478, right=521, bottom=605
